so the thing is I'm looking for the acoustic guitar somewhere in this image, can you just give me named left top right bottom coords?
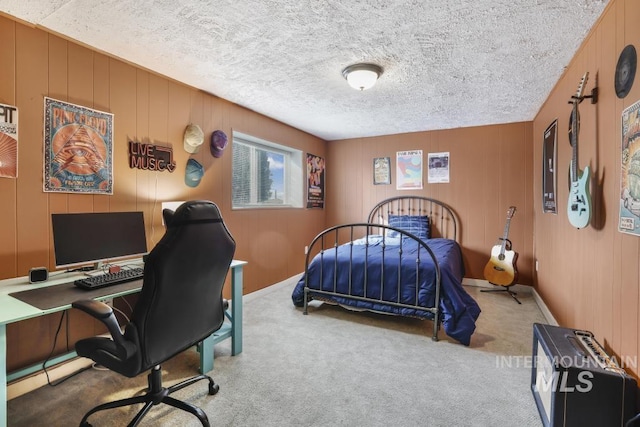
left=483, top=206, right=518, bottom=286
left=567, top=72, right=592, bottom=229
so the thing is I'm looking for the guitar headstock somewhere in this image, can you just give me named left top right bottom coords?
left=573, top=72, right=589, bottom=101
left=507, top=206, right=516, bottom=219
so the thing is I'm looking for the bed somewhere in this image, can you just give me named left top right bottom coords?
left=291, top=196, right=481, bottom=345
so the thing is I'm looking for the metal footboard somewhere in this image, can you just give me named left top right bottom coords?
left=302, top=223, right=442, bottom=341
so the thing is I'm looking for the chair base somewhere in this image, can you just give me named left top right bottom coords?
left=480, top=283, right=521, bottom=304
left=79, top=365, right=218, bottom=427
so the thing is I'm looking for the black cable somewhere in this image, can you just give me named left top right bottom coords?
left=65, top=266, right=94, bottom=273
left=42, top=311, right=90, bottom=387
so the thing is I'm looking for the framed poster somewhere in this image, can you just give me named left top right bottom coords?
left=0, top=103, right=18, bottom=178
left=373, top=157, right=391, bottom=185
left=542, top=119, right=558, bottom=214
left=43, top=97, right=114, bottom=194
left=427, top=152, right=450, bottom=183
left=306, top=153, right=325, bottom=208
left=396, top=150, right=423, bottom=190
left=619, top=99, right=640, bottom=235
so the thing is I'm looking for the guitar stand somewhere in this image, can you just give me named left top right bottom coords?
left=481, top=283, right=521, bottom=304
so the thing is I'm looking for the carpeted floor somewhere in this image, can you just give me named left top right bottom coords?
left=8, top=276, right=547, bottom=426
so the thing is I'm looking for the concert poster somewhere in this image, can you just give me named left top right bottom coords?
left=619, top=99, right=640, bottom=235
left=542, top=119, right=558, bottom=214
left=427, top=151, right=449, bottom=184
left=43, top=97, right=114, bottom=194
left=0, top=102, right=18, bottom=178
left=396, top=150, right=423, bottom=189
left=306, top=153, right=325, bottom=208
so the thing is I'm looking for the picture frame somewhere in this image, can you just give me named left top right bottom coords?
left=396, top=150, right=423, bottom=190
left=542, top=119, right=558, bottom=214
left=373, top=157, right=391, bottom=185
left=43, top=97, right=114, bottom=194
left=619, top=99, right=640, bottom=235
left=306, top=153, right=325, bottom=208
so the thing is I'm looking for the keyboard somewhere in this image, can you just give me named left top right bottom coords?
left=74, top=267, right=144, bottom=290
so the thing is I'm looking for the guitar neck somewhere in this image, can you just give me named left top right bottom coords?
left=500, top=219, right=512, bottom=254
left=570, top=72, right=588, bottom=183
left=570, top=104, right=579, bottom=183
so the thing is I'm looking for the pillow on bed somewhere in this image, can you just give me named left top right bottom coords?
left=387, top=214, right=430, bottom=240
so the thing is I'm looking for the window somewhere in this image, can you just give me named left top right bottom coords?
left=232, top=132, right=303, bottom=209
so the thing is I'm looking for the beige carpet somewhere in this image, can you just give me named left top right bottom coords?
left=8, top=276, right=547, bottom=426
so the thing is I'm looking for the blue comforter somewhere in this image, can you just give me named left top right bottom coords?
left=292, top=236, right=481, bottom=345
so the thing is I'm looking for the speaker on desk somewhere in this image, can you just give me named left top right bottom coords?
left=28, top=267, right=48, bottom=283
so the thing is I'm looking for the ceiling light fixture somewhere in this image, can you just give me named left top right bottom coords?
left=342, top=63, right=383, bottom=91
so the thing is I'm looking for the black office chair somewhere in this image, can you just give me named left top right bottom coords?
left=72, top=200, right=235, bottom=427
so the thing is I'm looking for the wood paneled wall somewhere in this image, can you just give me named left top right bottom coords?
left=533, top=0, right=640, bottom=377
left=326, top=122, right=534, bottom=285
left=0, top=17, right=325, bottom=371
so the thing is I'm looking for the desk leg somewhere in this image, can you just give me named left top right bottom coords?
left=231, top=266, right=243, bottom=356
left=199, top=334, right=214, bottom=375
left=1, top=324, right=7, bottom=427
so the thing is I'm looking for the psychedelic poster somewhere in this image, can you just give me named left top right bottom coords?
left=43, top=97, right=114, bottom=194
left=619, top=99, right=640, bottom=235
left=307, top=153, right=325, bottom=208
left=0, top=103, right=18, bottom=178
left=396, top=150, right=423, bottom=189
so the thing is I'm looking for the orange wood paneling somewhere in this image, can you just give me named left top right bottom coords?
left=532, top=0, right=640, bottom=377
left=327, top=122, right=534, bottom=287
left=1, top=18, right=326, bottom=371
left=0, top=17, right=17, bottom=279
left=7, top=0, right=640, bottom=382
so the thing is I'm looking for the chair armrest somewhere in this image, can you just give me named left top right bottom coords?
left=72, top=299, right=136, bottom=359
left=72, top=299, right=113, bottom=319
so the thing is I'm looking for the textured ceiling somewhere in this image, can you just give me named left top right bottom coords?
left=0, top=0, right=608, bottom=141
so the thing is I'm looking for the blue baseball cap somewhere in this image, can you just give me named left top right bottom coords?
left=184, top=159, right=204, bottom=187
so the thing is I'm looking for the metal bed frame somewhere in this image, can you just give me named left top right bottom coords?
left=301, top=196, right=458, bottom=341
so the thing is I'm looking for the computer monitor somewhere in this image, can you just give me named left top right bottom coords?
left=51, top=211, right=148, bottom=270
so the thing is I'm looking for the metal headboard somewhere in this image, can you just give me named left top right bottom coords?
left=367, top=196, right=458, bottom=241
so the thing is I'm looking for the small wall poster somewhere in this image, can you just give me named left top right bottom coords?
left=619, top=99, right=640, bottom=235
left=396, top=150, right=423, bottom=190
left=373, top=157, right=391, bottom=185
left=0, top=103, right=18, bottom=178
left=307, top=153, right=325, bottom=208
left=43, top=97, right=114, bottom=194
left=542, top=119, right=558, bottom=214
left=427, top=151, right=450, bottom=184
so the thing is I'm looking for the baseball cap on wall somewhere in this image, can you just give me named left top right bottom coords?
left=184, top=158, right=204, bottom=187
left=183, top=124, right=204, bottom=154
left=210, top=130, right=228, bottom=158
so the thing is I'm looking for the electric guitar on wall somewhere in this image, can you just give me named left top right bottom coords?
left=483, top=206, right=518, bottom=287
left=567, top=72, right=592, bottom=229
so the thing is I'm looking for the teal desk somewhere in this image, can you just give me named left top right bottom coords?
left=0, top=259, right=246, bottom=427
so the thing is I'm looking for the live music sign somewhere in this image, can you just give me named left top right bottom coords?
left=129, top=141, right=176, bottom=172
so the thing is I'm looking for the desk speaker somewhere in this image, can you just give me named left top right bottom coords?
left=29, top=267, right=48, bottom=283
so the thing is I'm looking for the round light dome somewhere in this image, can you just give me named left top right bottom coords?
left=342, top=63, right=383, bottom=91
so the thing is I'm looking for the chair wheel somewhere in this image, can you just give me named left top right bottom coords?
left=209, top=383, right=220, bottom=395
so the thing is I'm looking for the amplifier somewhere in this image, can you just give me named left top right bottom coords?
left=531, top=323, right=637, bottom=427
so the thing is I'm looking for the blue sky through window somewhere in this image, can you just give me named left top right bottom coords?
left=268, top=152, right=284, bottom=199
